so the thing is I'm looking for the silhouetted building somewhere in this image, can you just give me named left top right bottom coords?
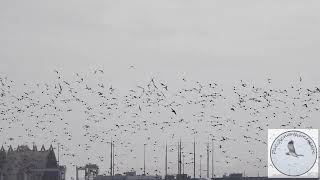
left=58, top=165, right=67, bottom=180
left=0, top=145, right=64, bottom=180
left=214, top=174, right=318, bottom=180
left=127, top=175, right=161, bottom=180
left=76, top=164, right=99, bottom=180
left=176, top=174, right=190, bottom=180
left=94, top=175, right=126, bottom=180
left=124, top=172, right=137, bottom=176
left=94, top=174, right=162, bottom=180
left=164, top=175, right=175, bottom=180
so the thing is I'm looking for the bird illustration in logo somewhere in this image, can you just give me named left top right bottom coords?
left=286, top=140, right=304, bottom=157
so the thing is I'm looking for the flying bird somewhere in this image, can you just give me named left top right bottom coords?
left=286, top=140, right=303, bottom=157
left=171, top=108, right=176, bottom=115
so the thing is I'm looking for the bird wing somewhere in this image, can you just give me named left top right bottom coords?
left=287, top=142, right=296, bottom=153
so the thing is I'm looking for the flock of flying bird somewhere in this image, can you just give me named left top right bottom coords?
left=0, top=69, right=319, bottom=176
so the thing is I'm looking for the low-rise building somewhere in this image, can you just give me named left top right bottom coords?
left=0, top=145, right=64, bottom=180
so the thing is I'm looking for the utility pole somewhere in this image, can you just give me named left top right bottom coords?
left=177, top=141, right=180, bottom=180
left=200, top=155, right=202, bottom=178
left=179, top=139, right=182, bottom=176
left=144, top=144, right=146, bottom=175
left=207, top=143, right=209, bottom=178
left=212, top=140, right=214, bottom=179
left=57, top=143, right=60, bottom=164
left=165, top=142, right=168, bottom=177
left=76, top=166, right=79, bottom=180
left=193, top=139, right=196, bottom=179
left=113, top=142, right=115, bottom=176
left=182, top=154, right=185, bottom=175
left=110, top=139, right=113, bottom=177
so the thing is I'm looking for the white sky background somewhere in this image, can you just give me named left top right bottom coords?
left=1, top=0, right=320, bottom=179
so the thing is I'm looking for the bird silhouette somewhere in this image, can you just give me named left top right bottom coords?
left=286, top=140, right=303, bottom=157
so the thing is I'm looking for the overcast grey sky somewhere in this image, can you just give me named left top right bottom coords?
left=1, top=0, right=320, bottom=179
left=1, top=0, right=320, bottom=84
